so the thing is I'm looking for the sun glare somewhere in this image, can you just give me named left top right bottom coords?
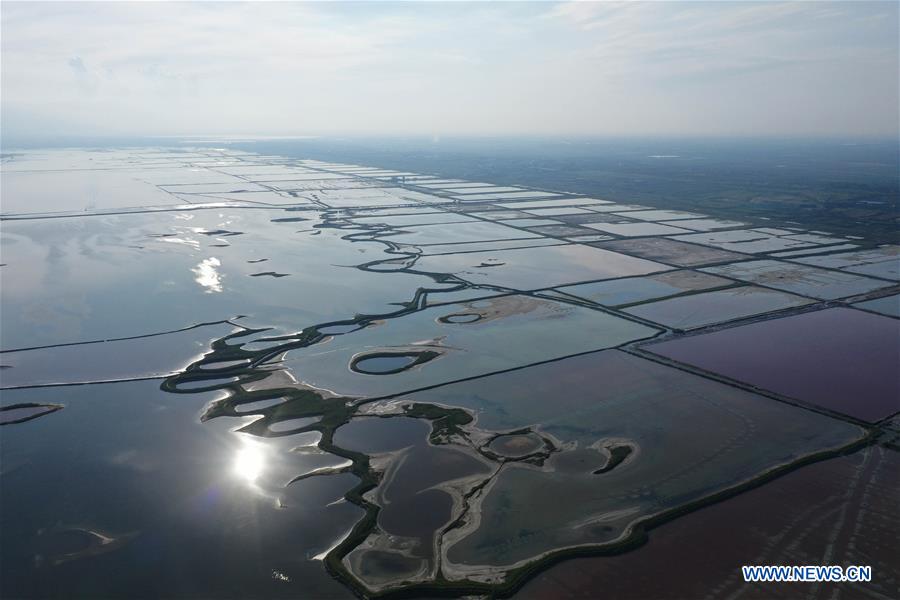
left=233, top=441, right=265, bottom=483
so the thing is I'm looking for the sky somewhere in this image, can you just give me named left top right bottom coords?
left=2, top=1, right=898, bottom=140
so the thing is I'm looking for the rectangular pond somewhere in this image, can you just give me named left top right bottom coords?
left=645, top=307, right=900, bottom=422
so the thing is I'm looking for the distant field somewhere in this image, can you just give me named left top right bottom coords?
left=233, top=137, right=900, bottom=243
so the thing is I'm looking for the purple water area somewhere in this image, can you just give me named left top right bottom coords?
left=647, top=308, right=900, bottom=422
left=517, top=447, right=899, bottom=600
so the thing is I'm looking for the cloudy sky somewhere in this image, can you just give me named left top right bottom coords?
left=2, top=1, right=897, bottom=139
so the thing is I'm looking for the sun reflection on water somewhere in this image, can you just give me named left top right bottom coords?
left=233, top=439, right=265, bottom=483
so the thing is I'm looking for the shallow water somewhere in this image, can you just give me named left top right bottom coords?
left=414, top=244, right=671, bottom=289
left=1, top=147, right=894, bottom=598
left=703, top=259, right=894, bottom=300
left=557, top=270, right=732, bottom=307
left=624, top=285, right=813, bottom=329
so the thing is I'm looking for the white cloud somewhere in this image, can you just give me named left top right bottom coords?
left=1, top=1, right=897, bottom=138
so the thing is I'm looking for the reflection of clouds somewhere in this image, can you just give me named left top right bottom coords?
left=192, top=257, right=223, bottom=293
left=24, top=296, right=91, bottom=341
left=109, top=449, right=158, bottom=473
left=161, top=237, right=200, bottom=250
